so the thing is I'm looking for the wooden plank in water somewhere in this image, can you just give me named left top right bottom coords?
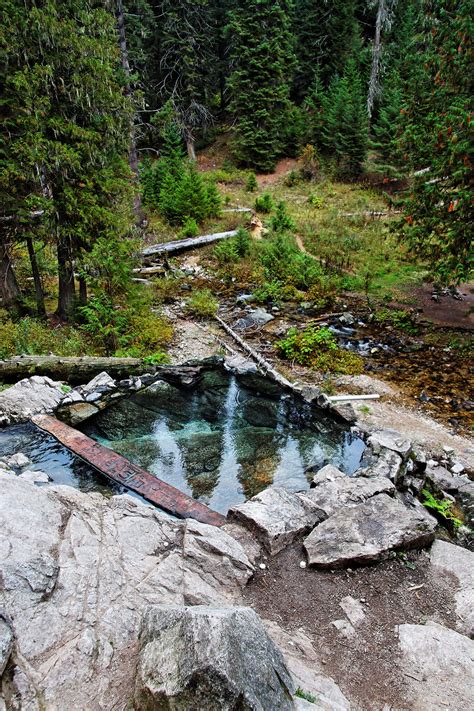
left=32, top=414, right=225, bottom=527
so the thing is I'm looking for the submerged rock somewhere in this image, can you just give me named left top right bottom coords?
left=228, top=486, right=323, bottom=555
left=304, top=494, right=436, bottom=568
left=398, top=622, right=474, bottom=710
left=135, top=605, right=295, bottom=710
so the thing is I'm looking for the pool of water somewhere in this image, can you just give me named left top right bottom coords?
left=81, top=370, right=365, bottom=514
left=0, top=422, right=123, bottom=496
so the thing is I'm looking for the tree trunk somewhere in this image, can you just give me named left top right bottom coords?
left=56, top=236, right=76, bottom=321
left=367, top=0, right=386, bottom=119
left=0, top=238, right=22, bottom=314
left=78, top=275, right=88, bottom=308
left=186, top=136, right=197, bottom=162
left=25, top=234, right=46, bottom=317
left=116, top=0, right=144, bottom=224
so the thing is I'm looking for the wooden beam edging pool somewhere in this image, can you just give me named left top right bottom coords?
left=31, top=414, right=225, bottom=527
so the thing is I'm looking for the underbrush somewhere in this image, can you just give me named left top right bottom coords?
left=276, top=325, right=364, bottom=374
left=185, top=289, right=219, bottom=318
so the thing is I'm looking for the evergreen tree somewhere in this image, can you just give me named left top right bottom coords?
left=1, top=0, right=134, bottom=320
left=228, top=0, right=296, bottom=172
left=292, top=0, right=359, bottom=98
left=321, top=60, right=369, bottom=176
left=151, top=0, right=214, bottom=159
left=397, top=0, right=473, bottom=284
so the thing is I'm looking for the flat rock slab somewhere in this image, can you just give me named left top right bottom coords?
left=304, top=494, right=437, bottom=568
left=228, top=486, right=323, bottom=555
left=0, top=473, right=253, bottom=709
left=298, top=474, right=395, bottom=518
left=32, top=414, right=225, bottom=527
left=398, top=622, right=474, bottom=710
left=135, top=605, right=295, bottom=710
left=430, top=539, right=474, bottom=637
left=367, top=429, right=412, bottom=458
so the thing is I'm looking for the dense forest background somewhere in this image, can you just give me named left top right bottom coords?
left=0, top=0, right=472, bottom=359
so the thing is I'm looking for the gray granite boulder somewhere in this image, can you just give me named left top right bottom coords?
left=298, top=471, right=395, bottom=519
left=0, top=376, right=64, bottom=425
left=135, top=605, right=295, bottom=711
left=228, top=486, right=324, bottom=555
left=367, top=429, right=412, bottom=458
left=0, top=618, right=13, bottom=676
left=304, top=494, right=437, bottom=568
left=429, top=540, right=474, bottom=637
left=398, top=622, right=474, bottom=710
left=0, top=472, right=254, bottom=709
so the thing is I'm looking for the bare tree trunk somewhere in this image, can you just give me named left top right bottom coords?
left=0, top=238, right=22, bottom=313
left=56, top=236, right=76, bottom=321
left=186, top=136, right=197, bottom=162
left=116, top=0, right=144, bottom=224
left=78, top=275, right=88, bottom=308
left=367, top=0, right=387, bottom=120
left=25, top=234, right=46, bottom=317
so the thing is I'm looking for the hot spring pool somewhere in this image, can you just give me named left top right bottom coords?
left=1, top=370, right=365, bottom=514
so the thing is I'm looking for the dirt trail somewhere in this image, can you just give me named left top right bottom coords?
left=256, top=157, right=297, bottom=188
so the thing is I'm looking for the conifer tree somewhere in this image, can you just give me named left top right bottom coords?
left=228, top=0, right=296, bottom=172
left=1, top=0, right=134, bottom=320
left=321, top=60, right=368, bottom=176
left=397, top=0, right=473, bottom=284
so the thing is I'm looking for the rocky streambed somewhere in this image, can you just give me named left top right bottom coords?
left=1, top=361, right=474, bottom=709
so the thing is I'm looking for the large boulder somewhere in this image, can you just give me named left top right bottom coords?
left=228, top=486, right=324, bottom=555
left=367, top=429, right=412, bottom=459
left=0, top=618, right=13, bottom=676
left=304, top=494, right=437, bottom=568
left=135, top=605, right=296, bottom=710
left=429, top=539, right=474, bottom=637
left=398, top=622, right=474, bottom=710
left=0, top=472, right=254, bottom=709
left=298, top=467, right=395, bottom=519
left=0, top=376, right=64, bottom=425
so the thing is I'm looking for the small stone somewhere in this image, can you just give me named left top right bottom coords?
left=427, top=459, right=439, bottom=467
left=331, top=619, right=355, bottom=637
left=18, top=470, right=50, bottom=484
left=442, top=445, right=455, bottom=455
left=5, top=452, right=31, bottom=469
left=299, top=561, right=307, bottom=569
left=259, top=563, right=266, bottom=570
left=451, top=461, right=465, bottom=475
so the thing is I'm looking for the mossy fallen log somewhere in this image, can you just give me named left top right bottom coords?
left=0, top=355, right=146, bottom=383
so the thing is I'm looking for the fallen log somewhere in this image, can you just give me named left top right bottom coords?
left=328, top=394, right=381, bottom=402
left=0, top=355, right=147, bottom=383
left=214, top=315, right=299, bottom=393
left=141, top=230, right=238, bottom=258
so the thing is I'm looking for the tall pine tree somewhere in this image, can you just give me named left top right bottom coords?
left=228, top=0, right=295, bottom=172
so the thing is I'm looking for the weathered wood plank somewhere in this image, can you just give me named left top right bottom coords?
left=141, top=230, right=238, bottom=257
left=32, top=414, right=225, bottom=527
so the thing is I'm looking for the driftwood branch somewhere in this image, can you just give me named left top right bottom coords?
left=141, top=230, right=238, bottom=258
left=214, top=315, right=299, bottom=393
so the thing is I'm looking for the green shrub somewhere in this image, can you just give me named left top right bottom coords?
left=276, top=326, right=363, bottom=374
left=271, top=201, right=296, bottom=233
left=284, top=170, right=301, bottom=187
left=246, top=172, right=258, bottom=192
left=0, top=315, right=90, bottom=358
left=186, top=289, right=219, bottom=318
left=214, top=240, right=240, bottom=264
left=308, top=193, right=324, bottom=208
left=179, top=218, right=199, bottom=239
left=234, top=227, right=252, bottom=257
left=254, top=193, right=274, bottom=213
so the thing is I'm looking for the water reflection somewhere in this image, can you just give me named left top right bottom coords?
left=83, top=372, right=365, bottom=514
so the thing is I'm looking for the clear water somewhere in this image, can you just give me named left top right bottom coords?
left=81, top=371, right=365, bottom=514
left=0, top=371, right=365, bottom=515
left=0, top=422, right=123, bottom=496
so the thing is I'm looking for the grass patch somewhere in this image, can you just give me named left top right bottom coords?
left=295, top=687, right=318, bottom=704
left=186, top=289, right=219, bottom=318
